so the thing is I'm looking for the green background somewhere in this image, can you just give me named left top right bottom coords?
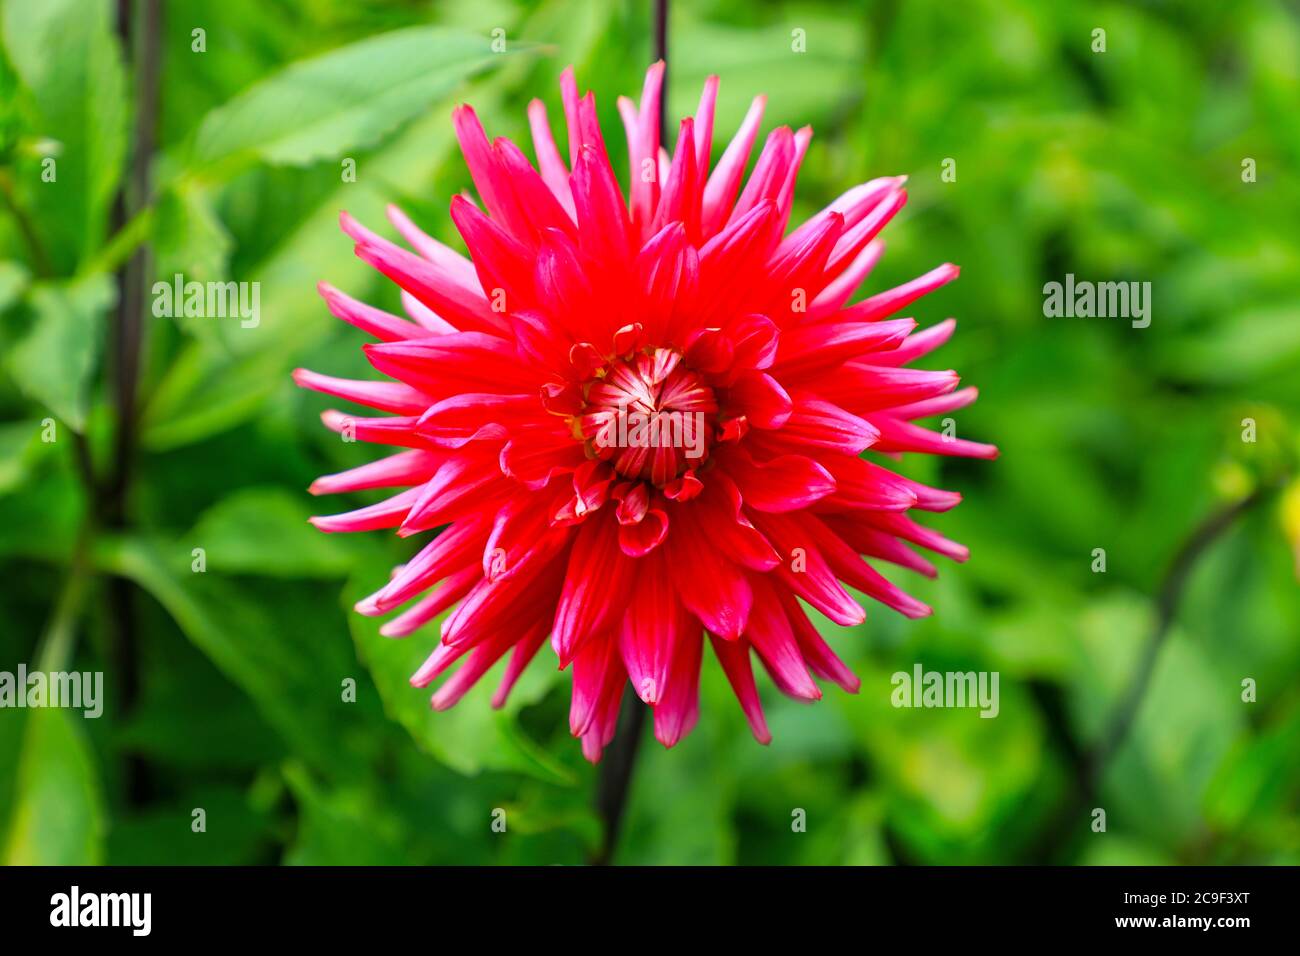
left=1, top=0, right=1297, bottom=865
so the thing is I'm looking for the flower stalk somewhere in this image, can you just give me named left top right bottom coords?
left=589, top=0, right=672, bottom=865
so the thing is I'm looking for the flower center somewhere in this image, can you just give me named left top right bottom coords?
left=579, top=349, right=719, bottom=485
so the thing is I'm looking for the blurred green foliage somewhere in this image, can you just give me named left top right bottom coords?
left=0, top=0, right=1297, bottom=866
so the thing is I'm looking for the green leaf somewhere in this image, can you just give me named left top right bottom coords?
left=0, top=467, right=82, bottom=561
left=115, top=596, right=285, bottom=773
left=139, top=90, right=491, bottom=450
left=1070, top=595, right=1243, bottom=844
left=153, top=181, right=232, bottom=285
left=281, top=763, right=409, bottom=865
left=190, top=26, right=509, bottom=175
left=108, top=785, right=276, bottom=866
left=0, top=260, right=27, bottom=313
left=1164, top=304, right=1300, bottom=384
left=1203, top=705, right=1300, bottom=854
left=834, top=659, right=1047, bottom=863
left=0, top=418, right=42, bottom=495
left=7, top=274, right=115, bottom=431
left=142, top=344, right=292, bottom=450
left=3, top=708, right=106, bottom=864
left=185, top=486, right=357, bottom=578
left=1078, top=836, right=1177, bottom=866
left=345, top=559, right=573, bottom=785
left=0, top=0, right=128, bottom=268
left=138, top=0, right=599, bottom=450
left=669, top=12, right=864, bottom=136
left=95, top=534, right=372, bottom=776
left=618, top=721, right=737, bottom=864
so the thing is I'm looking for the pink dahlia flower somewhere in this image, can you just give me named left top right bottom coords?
left=297, top=63, right=997, bottom=761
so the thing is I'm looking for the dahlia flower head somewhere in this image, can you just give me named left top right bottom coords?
left=297, top=63, right=998, bottom=762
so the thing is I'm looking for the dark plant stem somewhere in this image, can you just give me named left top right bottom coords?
left=654, top=0, right=669, bottom=141
left=1085, top=486, right=1271, bottom=779
left=105, top=0, right=163, bottom=807
left=1030, top=482, right=1277, bottom=863
left=106, top=0, right=161, bottom=524
left=591, top=686, right=649, bottom=865
left=590, top=0, right=669, bottom=866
